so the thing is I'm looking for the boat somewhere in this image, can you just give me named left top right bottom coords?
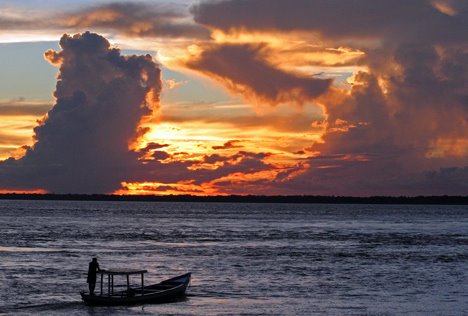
left=80, top=269, right=191, bottom=306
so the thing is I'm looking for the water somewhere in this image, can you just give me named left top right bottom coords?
left=0, top=200, right=467, bottom=315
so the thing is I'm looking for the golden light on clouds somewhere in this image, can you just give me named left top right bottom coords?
left=432, top=1, right=458, bottom=16
left=205, top=29, right=367, bottom=76
left=142, top=120, right=322, bottom=158
left=116, top=181, right=220, bottom=196
left=1, top=0, right=467, bottom=196
left=211, top=29, right=287, bottom=46
left=426, top=138, right=468, bottom=158
left=116, top=166, right=301, bottom=196
left=0, top=116, right=38, bottom=160
left=64, top=8, right=123, bottom=27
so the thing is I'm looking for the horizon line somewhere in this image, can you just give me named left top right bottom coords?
left=0, top=193, right=467, bottom=205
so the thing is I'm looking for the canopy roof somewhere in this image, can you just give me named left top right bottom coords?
left=98, top=269, right=147, bottom=275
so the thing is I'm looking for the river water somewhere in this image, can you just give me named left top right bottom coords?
left=0, top=200, right=467, bottom=315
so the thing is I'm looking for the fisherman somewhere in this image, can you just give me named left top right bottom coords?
left=87, top=257, right=101, bottom=295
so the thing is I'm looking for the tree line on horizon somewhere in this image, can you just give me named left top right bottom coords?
left=0, top=193, right=466, bottom=205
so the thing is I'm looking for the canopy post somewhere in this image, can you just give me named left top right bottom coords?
left=141, top=273, right=144, bottom=294
left=100, top=273, right=103, bottom=296
left=126, top=274, right=130, bottom=293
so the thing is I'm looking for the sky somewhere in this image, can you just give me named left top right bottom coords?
left=0, top=0, right=467, bottom=196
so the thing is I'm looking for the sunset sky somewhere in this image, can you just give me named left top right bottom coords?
left=0, top=0, right=467, bottom=195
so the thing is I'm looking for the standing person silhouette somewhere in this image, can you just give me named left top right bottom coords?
left=87, top=258, right=101, bottom=295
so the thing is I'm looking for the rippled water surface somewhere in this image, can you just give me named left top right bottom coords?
left=0, top=200, right=467, bottom=315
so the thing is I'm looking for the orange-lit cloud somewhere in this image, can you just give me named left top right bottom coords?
left=187, top=0, right=468, bottom=195
left=1, top=1, right=467, bottom=195
left=62, top=3, right=209, bottom=39
left=186, top=43, right=332, bottom=106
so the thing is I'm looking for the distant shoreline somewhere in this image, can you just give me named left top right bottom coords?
left=0, top=194, right=467, bottom=205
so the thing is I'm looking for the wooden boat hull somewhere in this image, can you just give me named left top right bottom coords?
left=81, top=273, right=191, bottom=306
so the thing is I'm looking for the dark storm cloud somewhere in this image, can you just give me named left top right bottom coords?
left=304, top=66, right=468, bottom=194
left=1, top=1, right=467, bottom=195
left=186, top=44, right=332, bottom=105
left=266, top=161, right=468, bottom=196
left=191, top=0, right=468, bottom=194
left=192, top=0, right=468, bottom=43
left=0, top=32, right=161, bottom=193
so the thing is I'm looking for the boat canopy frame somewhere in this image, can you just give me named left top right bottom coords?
left=97, top=269, right=148, bottom=297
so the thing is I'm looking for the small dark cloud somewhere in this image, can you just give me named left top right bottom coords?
left=202, top=154, right=225, bottom=164
left=140, top=142, right=170, bottom=152
left=152, top=150, right=171, bottom=161
left=212, top=140, right=242, bottom=150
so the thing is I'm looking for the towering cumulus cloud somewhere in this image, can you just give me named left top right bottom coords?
left=0, top=32, right=161, bottom=193
left=191, top=0, right=468, bottom=194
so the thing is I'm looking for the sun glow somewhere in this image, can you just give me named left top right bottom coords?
left=116, top=181, right=221, bottom=196
left=0, top=116, right=40, bottom=160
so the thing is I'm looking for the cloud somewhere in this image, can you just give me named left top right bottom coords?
left=212, top=140, right=242, bottom=150
left=269, top=162, right=468, bottom=196
left=0, top=32, right=161, bottom=193
left=63, top=2, right=210, bottom=39
left=0, top=99, right=52, bottom=116
left=192, top=0, right=468, bottom=44
left=0, top=133, right=30, bottom=146
left=140, top=142, right=170, bottom=151
left=302, top=59, right=468, bottom=194
left=186, top=43, right=332, bottom=106
left=1, top=2, right=467, bottom=195
left=152, top=150, right=171, bottom=161
left=0, top=2, right=209, bottom=40
left=119, top=148, right=278, bottom=194
left=190, top=0, right=468, bottom=195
